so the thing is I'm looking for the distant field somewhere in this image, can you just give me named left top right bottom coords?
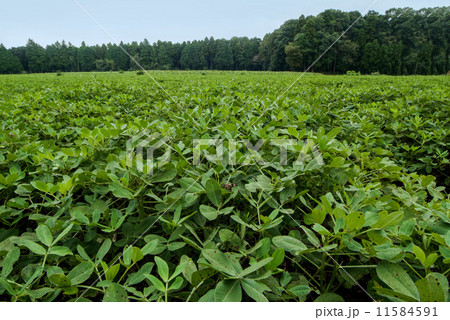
left=0, top=72, right=449, bottom=302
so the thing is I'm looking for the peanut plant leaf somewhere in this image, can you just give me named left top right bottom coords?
left=21, top=240, right=46, bottom=256
left=67, top=262, right=94, bottom=285
left=96, top=239, right=112, bottom=262
left=241, top=279, right=270, bottom=302
left=168, top=276, right=184, bottom=291
left=415, top=273, right=448, bottom=302
left=202, top=249, right=238, bottom=276
left=48, top=274, right=71, bottom=288
left=214, top=280, right=242, bottom=302
left=48, top=246, right=73, bottom=257
left=289, top=285, right=311, bottom=298
left=238, top=257, right=273, bottom=278
left=103, top=283, right=128, bottom=302
left=145, top=274, right=166, bottom=292
left=199, top=205, right=218, bottom=221
left=154, top=256, right=169, bottom=282
left=205, top=179, right=222, bottom=207
left=36, top=225, right=53, bottom=247
left=376, top=262, right=420, bottom=301
left=1, top=247, right=20, bottom=277
left=267, top=248, right=285, bottom=270
left=272, top=236, right=307, bottom=254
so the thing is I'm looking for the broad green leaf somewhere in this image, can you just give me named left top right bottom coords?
left=77, top=245, right=91, bottom=261
left=198, top=289, right=215, bottom=302
left=109, top=183, right=133, bottom=199
left=48, top=274, right=71, bottom=287
left=130, top=247, right=144, bottom=263
left=326, top=127, right=341, bottom=140
left=141, top=240, right=159, bottom=256
left=67, top=262, right=94, bottom=285
left=145, top=274, right=166, bottom=292
left=0, top=277, right=17, bottom=296
left=199, top=205, right=218, bottom=221
left=169, top=262, right=187, bottom=282
left=1, top=247, right=20, bottom=277
left=214, top=280, right=242, bottom=302
left=104, top=264, right=120, bottom=281
left=31, top=181, right=49, bottom=193
left=202, top=249, right=237, bottom=276
left=53, top=223, right=73, bottom=245
left=179, top=177, right=204, bottom=193
left=168, top=276, right=184, bottom=291
left=413, top=245, right=426, bottom=266
left=36, top=225, right=53, bottom=247
left=180, top=256, right=197, bottom=284
left=125, top=262, right=154, bottom=286
left=48, top=246, right=73, bottom=257
left=70, top=208, right=90, bottom=225
left=415, top=273, right=447, bottom=302
left=342, top=235, right=363, bottom=252
left=376, top=247, right=403, bottom=261
left=330, top=157, right=345, bottom=168
left=123, top=246, right=132, bottom=267
left=22, top=240, right=46, bottom=256
left=373, top=211, right=404, bottom=229
left=241, top=279, right=269, bottom=302
left=289, top=285, right=311, bottom=298
left=168, top=242, right=186, bottom=251
left=300, top=226, right=321, bottom=247
left=26, top=287, right=54, bottom=300
left=205, top=179, right=222, bottom=207
left=219, top=229, right=242, bottom=248
left=103, top=283, right=128, bottom=302
left=376, top=262, right=420, bottom=301
left=267, top=248, right=285, bottom=270
left=154, top=256, right=169, bottom=282
left=375, top=286, right=421, bottom=302
left=151, top=168, right=177, bottom=183
left=272, top=236, right=307, bottom=254
left=96, top=239, right=112, bottom=262
left=238, top=257, right=273, bottom=278
left=345, top=211, right=365, bottom=230
left=424, top=253, right=438, bottom=269
left=288, top=127, right=298, bottom=138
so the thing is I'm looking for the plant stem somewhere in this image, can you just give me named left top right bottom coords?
left=117, top=263, right=134, bottom=284
left=286, top=256, right=321, bottom=288
left=165, top=282, right=169, bottom=302
left=403, top=259, right=423, bottom=279
left=186, top=280, right=204, bottom=302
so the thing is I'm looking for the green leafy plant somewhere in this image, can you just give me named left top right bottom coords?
left=0, top=72, right=448, bottom=302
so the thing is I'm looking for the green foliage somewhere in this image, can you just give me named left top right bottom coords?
left=262, top=7, right=449, bottom=74
left=0, top=72, right=448, bottom=302
left=2, top=6, right=448, bottom=75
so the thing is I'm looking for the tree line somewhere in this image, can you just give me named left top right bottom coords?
left=0, top=6, right=448, bottom=75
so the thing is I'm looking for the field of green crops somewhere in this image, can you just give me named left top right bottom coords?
left=0, top=71, right=449, bottom=302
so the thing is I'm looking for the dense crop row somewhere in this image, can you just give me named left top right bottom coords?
left=0, top=72, right=448, bottom=301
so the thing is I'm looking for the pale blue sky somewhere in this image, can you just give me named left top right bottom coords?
left=1, top=1, right=448, bottom=48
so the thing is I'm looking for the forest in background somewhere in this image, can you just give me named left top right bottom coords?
left=0, top=6, right=449, bottom=75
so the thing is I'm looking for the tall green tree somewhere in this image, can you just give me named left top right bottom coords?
left=25, top=39, right=46, bottom=73
left=213, top=39, right=234, bottom=70
left=0, top=44, right=23, bottom=74
left=78, top=42, right=96, bottom=71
